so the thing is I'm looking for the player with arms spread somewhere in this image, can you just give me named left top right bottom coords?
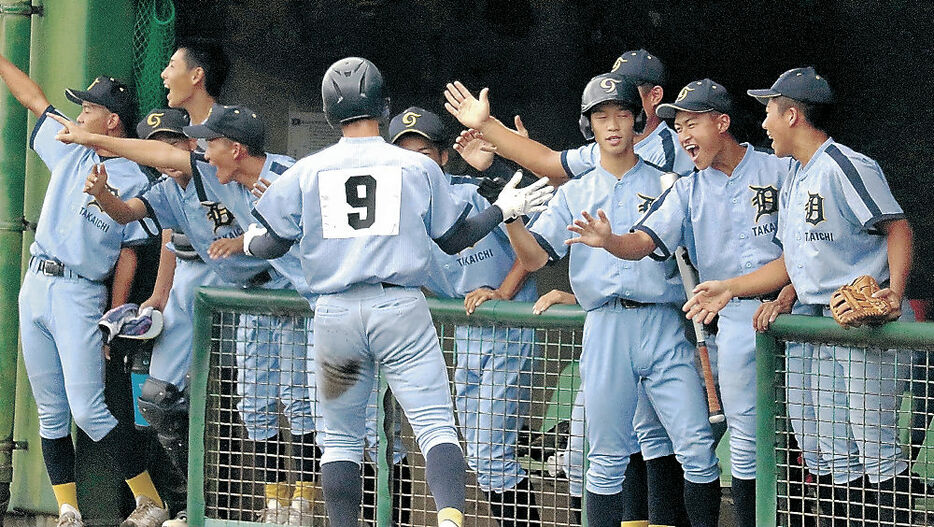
left=245, top=58, right=552, bottom=527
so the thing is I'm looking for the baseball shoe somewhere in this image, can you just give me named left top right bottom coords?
left=120, top=496, right=169, bottom=527
left=286, top=497, right=317, bottom=526
left=56, top=509, right=84, bottom=527
left=161, top=510, right=187, bottom=527
left=255, top=500, right=290, bottom=525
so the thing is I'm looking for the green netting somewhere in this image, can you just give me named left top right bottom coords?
left=133, top=0, right=175, bottom=117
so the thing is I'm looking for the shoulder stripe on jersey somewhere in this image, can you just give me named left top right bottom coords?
left=29, top=106, right=62, bottom=150
left=642, top=159, right=663, bottom=171
left=189, top=152, right=209, bottom=202
left=632, top=185, right=674, bottom=230
left=559, top=150, right=574, bottom=179
left=269, top=161, right=290, bottom=176
left=432, top=203, right=473, bottom=246
left=449, top=175, right=481, bottom=187
left=530, top=231, right=561, bottom=262
left=660, top=128, right=676, bottom=172
left=825, top=144, right=882, bottom=218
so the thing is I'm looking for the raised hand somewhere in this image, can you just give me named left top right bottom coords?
left=683, top=280, right=733, bottom=324
left=494, top=171, right=553, bottom=220
left=454, top=129, right=496, bottom=171
left=252, top=177, right=272, bottom=199
left=84, top=164, right=109, bottom=197
left=444, top=81, right=491, bottom=130
left=566, top=209, right=613, bottom=248
left=50, top=113, right=91, bottom=145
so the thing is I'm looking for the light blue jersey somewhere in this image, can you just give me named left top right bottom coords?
left=635, top=145, right=792, bottom=281
left=29, top=107, right=155, bottom=280
left=560, top=121, right=693, bottom=180
left=424, top=174, right=536, bottom=302
left=777, top=138, right=904, bottom=305
left=253, top=136, right=471, bottom=294
left=198, top=153, right=316, bottom=303
left=529, top=158, right=684, bottom=311
left=139, top=153, right=286, bottom=288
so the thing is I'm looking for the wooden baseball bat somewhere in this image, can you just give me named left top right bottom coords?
left=658, top=172, right=724, bottom=424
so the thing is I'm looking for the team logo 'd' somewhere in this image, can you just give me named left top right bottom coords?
left=805, top=192, right=826, bottom=226
left=600, top=77, right=619, bottom=93
left=202, top=201, right=235, bottom=233
left=87, top=182, right=120, bottom=211
left=401, top=111, right=421, bottom=127
left=749, top=185, right=779, bottom=222
left=636, top=193, right=656, bottom=213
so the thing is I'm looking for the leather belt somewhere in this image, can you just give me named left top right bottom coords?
left=611, top=297, right=648, bottom=309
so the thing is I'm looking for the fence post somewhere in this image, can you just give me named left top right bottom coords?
left=756, top=332, right=779, bottom=527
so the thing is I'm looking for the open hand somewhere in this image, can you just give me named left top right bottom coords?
left=208, top=236, right=244, bottom=259
left=444, top=81, right=491, bottom=130
left=454, top=129, right=496, bottom=171
left=683, top=280, right=733, bottom=324
left=566, top=209, right=613, bottom=248
left=494, top=172, right=554, bottom=220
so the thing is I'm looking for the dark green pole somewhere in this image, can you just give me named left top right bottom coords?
left=755, top=332, right=779, bottom=527
left=0, top=0, right=32, bottom=518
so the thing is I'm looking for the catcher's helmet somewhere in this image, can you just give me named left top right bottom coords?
left=578, top=73, right=646, bottom=140
left=321, top=57, right=388, bottom=128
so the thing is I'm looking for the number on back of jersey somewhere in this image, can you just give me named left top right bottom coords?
left=318, top=166, right=402, bottom=238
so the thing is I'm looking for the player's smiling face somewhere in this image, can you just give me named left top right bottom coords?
left=394, top=134, right=447, bottom=168
left=762, top=99, right=791, bottom=157
left=590, top=102, right=635, bottom=155
left=161, top=49, right=197, bottom=109
left=674, top=111, right=727, bottom=171
left=204, top=137, right=239, bottom=183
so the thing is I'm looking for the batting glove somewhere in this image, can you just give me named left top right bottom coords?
left=494, top=171, right=554, bottom=222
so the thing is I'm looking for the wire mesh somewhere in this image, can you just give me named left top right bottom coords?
left=133, top=0, right=175, bottom=117
left=773, top=337, right=934, bottom=527
left=197, top=301, right=585, bottom=527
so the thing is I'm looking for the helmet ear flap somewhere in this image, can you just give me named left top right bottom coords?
left=579, top=114, right=594, bottom=141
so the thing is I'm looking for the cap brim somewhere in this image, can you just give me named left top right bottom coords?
left=390, top=128, right=439, bottom=144
left=143, top=127, right=187, bottom=139
left=65, top=88, right=109, bottom=109
left=746, top=89, right=781, bottom=104
left=183, top=123, right=225, bottom=140
left=656, top=103, right=715, bottom=120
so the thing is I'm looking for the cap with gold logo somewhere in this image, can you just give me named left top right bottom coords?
left=610, top=49, right=667, bottom=86
left=65, top=76, right=136, bottom=129
left=388, top=106, right=446, bottom=144
left=136, top=108, right=190, bottom=139
left=657, top=79, right=733, bottom=119
left=183, top=103, right=265, bottom=152
left=747, top=66, right=834, bottom=105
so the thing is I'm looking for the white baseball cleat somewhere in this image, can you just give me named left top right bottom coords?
left=120, top=496, right=169, bottom=527
left=255, top=500, right=290, bottom=525
left=56, top=508, right=84, bottom=527
left=161, top=510, right=187, bottom=527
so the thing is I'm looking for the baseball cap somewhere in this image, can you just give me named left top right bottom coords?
left=183, top=103, right=265, bottom=151
left=389, top=107, right=446, bottom=144
left=137, top=108, right=190, bottom=139
left=610, top=49, right=667, bottom=86
left=657, top=79, right=733, bottom=119
left=747, top=66, right=834, bottom=105
left=65, top=75, right=136, bottom=126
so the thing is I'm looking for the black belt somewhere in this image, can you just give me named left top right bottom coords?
left=380, top=282, right=403, bottom=288
left=34, top=257, right=65, bottom=276
left=738, top=292, right=779, bottom=302
left=247, top=270, right=272, bottom=287
left=611, top=297, right=648, bottom=309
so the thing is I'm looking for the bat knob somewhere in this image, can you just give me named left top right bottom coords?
left=709, top=413, right=726, bottom=424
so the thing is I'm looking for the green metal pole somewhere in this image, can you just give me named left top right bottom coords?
left=187, top=290, right=212, bottom=527
left=0, top=0, right=32, bottom=517
left=11, top=0, right=137, bottom=516
left=756, top=332, right=779, bottom=527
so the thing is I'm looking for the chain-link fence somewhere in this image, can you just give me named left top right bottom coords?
left=189, top=288, right=587, bottom=527
left=133, top=0, right=175, bottom=118
left=759, top=315, right=934, bottom=527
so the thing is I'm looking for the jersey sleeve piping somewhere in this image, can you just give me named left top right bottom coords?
left=251, top=208, right=294, bottom=242
left=28, top=105, right=61, bottom=150
left=137, top=197, right=164, bottom=231
left=632, top=225, right=670, bottom=261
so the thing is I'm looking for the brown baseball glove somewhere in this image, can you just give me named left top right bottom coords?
left=829, top=275, right=894, bottom=328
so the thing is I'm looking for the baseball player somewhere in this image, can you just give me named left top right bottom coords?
left=444, top=73, right=722, bottom=527
left=53, top=104, right=321, bottom=525
left=559, top=78, right=792, bottom=527
left=683, top=67, right=917, bottom=525
left=242, top=57, right=551, bottom=527
left=160, top=39, right=229, bottom=130
left=388, top=107, right=542, bottom=527
left=0, top=55, right=169, bottom=527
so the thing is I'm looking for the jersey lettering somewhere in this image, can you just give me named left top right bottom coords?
left=319, top=165, right=402, bottom=238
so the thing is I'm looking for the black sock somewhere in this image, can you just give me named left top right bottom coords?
left=619, top=452, right=648, bottom=521
left=646, top=454, right=689, bottom=526
left=424, top=443, right=466, bottom=512
left=321, top=461, right=362, bottom=527
left=290, top=432, right=320, bottom=483
left=585, top=490, right=624, bottom=527
left=683, top=479, right=721, bottom=527
left=731, top=477, right=756, bottom=527
left=569, top=495, right=582, bottom=525
left=41, top=436, right=76, bottom=485
left=96, top=421, right=147, bottom=480
left=486, top=477, right=540, bottom=527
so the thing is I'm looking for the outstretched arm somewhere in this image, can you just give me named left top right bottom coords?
left=444, top=82, right=569, bottom=186
left=683, top=255, right=790, bottom=324
left=0, top=54, right=50, bottom=117
left=565, top=209, right=657, bottom=260
left=84, top=164, right=149, bottom=224
left=52, top=114, right=192, bottom=175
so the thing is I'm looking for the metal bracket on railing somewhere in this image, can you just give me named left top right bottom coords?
left=0, top=218, right=35, bottom=233
left=0, top=440, right=28, bottom=452
left=0, top=3, right=43, bottom=17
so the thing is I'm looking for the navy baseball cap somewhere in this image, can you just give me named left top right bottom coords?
left=389, top=107, right=446, bottom=144
left=65, top=76, right=136, bottom=124
left=747, top=67, right=834, bottom=105
left=657, top=79, right=733, bottom=119
left=137, top=108, right=190, bottom=139
left=610, top=49, right=667, bottom=86
left=183, top=103, right=265, bottom=151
